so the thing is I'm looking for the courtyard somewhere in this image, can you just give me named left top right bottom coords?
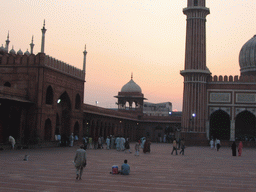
left=0, top=143, right=256, bottom=192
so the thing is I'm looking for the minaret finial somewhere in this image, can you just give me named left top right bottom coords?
left=41, top=20, right=47, bottom=53
left=131, top=72, right=133, bottom=79
left=83, top=44, right=88, bottom=75
left=30, top=35, right=35, bottom=54
left=5, top=31, right=10, bottom=52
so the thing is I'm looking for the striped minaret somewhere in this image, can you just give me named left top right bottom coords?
left=180, top=0, right=210, bottom=134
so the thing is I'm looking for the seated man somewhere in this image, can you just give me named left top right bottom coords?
left=120, top=159, right=130, bottom=175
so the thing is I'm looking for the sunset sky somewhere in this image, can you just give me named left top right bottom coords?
left=1, top=0, right=255, bottom=111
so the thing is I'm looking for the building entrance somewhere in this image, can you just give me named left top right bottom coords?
left=235, top=110, right=256, bottom=141
left=210, top=110, right=230, bottom=140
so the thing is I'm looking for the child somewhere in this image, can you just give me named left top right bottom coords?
left=135, top=142, right=140, bottom=156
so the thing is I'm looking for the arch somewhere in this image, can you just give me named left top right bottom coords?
left=55, top=113, right=60, bottom=135
left=235, top=110, right=256, bottom=141
left=4, top=82, right=11, bottom=87
left=44, top=118, right=52, bottom=141
left=194, top=0, right=198, bottom=6
left=74, top=121, right=79, bottom=138
left=46, top=86, right=54, bottom=105
left=75, top=94, right=81, bottom=109
left=57, top=91, right=72, bottom=138
left=209, top=110, right=230, bottom=140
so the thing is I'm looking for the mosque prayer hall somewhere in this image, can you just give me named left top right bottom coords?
left=1, top=0, right=256, bottom=148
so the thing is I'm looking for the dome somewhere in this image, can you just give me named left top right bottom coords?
left=17, top=49, right=23, bottom=55
left=239, top=35, right=256, bottom=75
left=0, top=44, right=4, bottom=52
left=24, top=49, right=30, bottom=56
left=9, top=47, right=16, bottom=54
left=121, top=78, right=142, bottom=93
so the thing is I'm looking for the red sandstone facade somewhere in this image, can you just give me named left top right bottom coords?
left=181, top=0, right=256, bottom=143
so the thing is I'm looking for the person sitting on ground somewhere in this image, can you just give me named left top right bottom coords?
left=120, top=159, right=130, bottom=175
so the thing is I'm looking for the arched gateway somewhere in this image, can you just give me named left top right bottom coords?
left=210, top=110, right=230, bottom=140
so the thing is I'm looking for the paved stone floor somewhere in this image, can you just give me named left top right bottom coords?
left=0, top=143, right=256, bottom=192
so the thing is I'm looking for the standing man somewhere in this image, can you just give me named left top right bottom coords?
left=171, top=138, right=178, bottom=155
left=106, top=136, right=110, bottom=150
left=74, top=145, right=87, bottom=180
left=179, top=138, right=185, bottom=155
left=9, top=136, right=15, bottom=150
left=69, top=133, right=74, bottom=147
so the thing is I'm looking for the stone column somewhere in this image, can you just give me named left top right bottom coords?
left=230, top=120, right=235, bottom=141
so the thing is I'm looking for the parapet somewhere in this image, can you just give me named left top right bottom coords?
left=0, top=52, right=85, bottom=80
left=209, top=75, right=256, bottom=83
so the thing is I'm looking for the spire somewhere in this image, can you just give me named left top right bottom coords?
left=83, top=44, right=87, bottom=74
left=30, top=35, right=35, bottom=54
left=41, top=20, right=47, bottom=53
left=5, top=31, right=10, bottom=52
left=131, top=72, right=133, bottom=79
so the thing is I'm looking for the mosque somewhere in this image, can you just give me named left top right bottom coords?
left=181, top=0, right=256, bottom=145
left=0, top=0, right=256, bottom=147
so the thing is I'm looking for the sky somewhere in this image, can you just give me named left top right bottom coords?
left=0, top=0, right=255, bottom=111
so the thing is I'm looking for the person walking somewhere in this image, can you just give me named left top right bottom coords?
left=9, top=136, right=15, bottom=150
left=171, top=138, right=178, bottom=155
left=69, top=133, right=74, bottom=147
left=74, top=145, right=87, bottom=180
left=210, top=139, right=214, bottom=149
left=88, top=137, right=93, bottom=149
left=125, top=138, right=131, bottom=153
left=238, top=141, right=243, bottom=156
left=106, top=136, right=110, bottom=150
left=134, top=142, right=140, bottom=156
left=179, top=138, right=185, bottom=155
left=216, top=139, right=221, bottom=151
left=231, top=141, right=236, bottom=156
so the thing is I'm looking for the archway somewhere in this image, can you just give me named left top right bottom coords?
left=55, top=113, right=60, bottom=135
left=44, top=119, right=52, bottom=141
left=75, top=94, right=81, bottom=109
left=210, top=110, right=230, bottom=140
left=74, top=122, right=79, bottom=138
left=235, top=110, right=256, bottom=141
left=46, top=86, right=53, bottom=105
left=57, top=92, right=71, bottom=139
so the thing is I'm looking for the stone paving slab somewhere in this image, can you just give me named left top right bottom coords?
left=0, top=143, right=256, bottom=192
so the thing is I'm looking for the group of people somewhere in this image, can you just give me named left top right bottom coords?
left=231, top=141, right=243, bottom=156
left=209, top=138, right=221, bottom=151
left=171, top=138, right=185, bottom=155
left=210, top=138, right=244, bottom=156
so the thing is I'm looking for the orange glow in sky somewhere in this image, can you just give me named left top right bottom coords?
left=1, top=0, right=255, bottom=110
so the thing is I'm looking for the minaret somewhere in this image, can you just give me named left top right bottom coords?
left=30, top=36, right=35, bottom=54
left=83, top=44, right=87, bottom=73
left=41, top=20, right=47, bottom=53
left=5, top=31, right=10, bottom=52
left=180, top=0, right=210, bottom=134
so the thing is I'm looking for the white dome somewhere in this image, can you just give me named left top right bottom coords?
left=121, top=78, right=142, bottom=93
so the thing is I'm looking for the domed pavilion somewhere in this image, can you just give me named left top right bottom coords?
left=115, top=74, right=146, bottom=112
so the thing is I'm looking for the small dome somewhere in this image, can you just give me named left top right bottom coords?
left=121, top=78, right=142, bottom=93
left=0, top=44, right=4, bottom=52
left=24, top=49, right=30, bottom=56
left=239, top=35, right=256, bottom=75
left=9, top=47, right=16, bottom=54
left=17, top=49, right=23, bottom=55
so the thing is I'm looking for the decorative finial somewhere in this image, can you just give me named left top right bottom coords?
left=43, top=19, right=45, bottom=28
left=85, top=44, right=86, bottom=50
left=32, top=35, right=34, bottom=43
left=7, top=31, right=9, bottom=40
left=131, top=72, right=133, bottom=79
